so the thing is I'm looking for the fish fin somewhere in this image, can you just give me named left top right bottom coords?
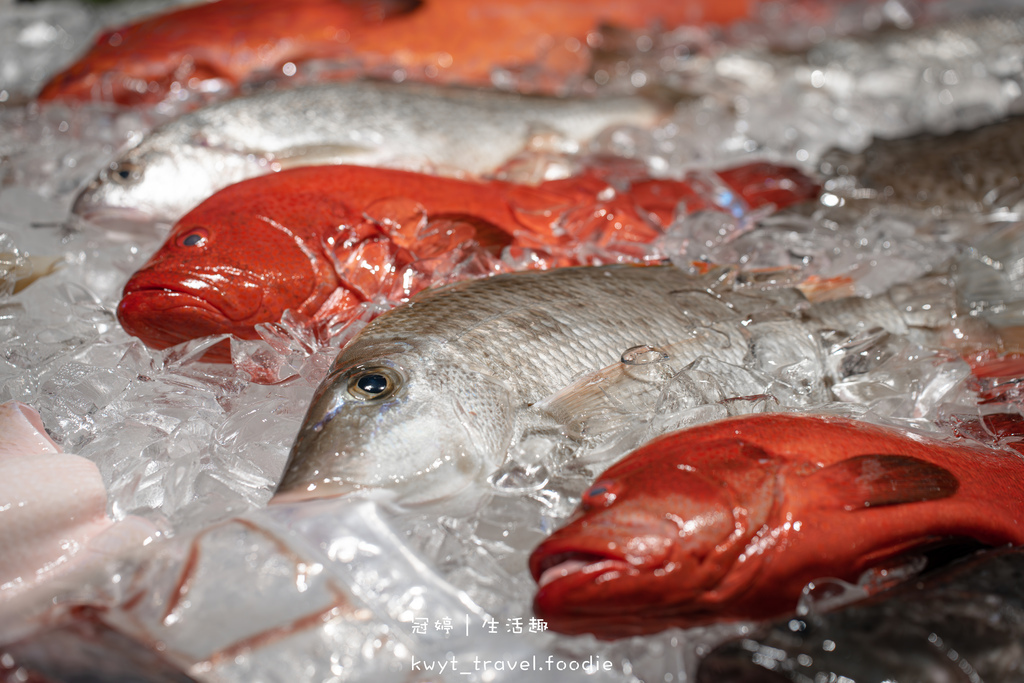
left=535, top=362, right=649, bottom=440
left=808, top=454, right=959, bottom=511
left=269, top=144, right=384, bottom=170
left=796, top=274, right=857, bottom=303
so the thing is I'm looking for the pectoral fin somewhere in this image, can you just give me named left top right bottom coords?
left=810, top=454, right=959, bottom=511
left=270, top=144, right=381, bottom=169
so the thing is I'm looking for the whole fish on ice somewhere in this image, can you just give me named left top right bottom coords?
left=117, top=163, right=818, bottom=362
left=274, top=265, right=947, bottom=504
left=72, top=82, right=667, bottom=228
left=37, top=0, right=753, bottom=105
left=529, top=413, right=1024, bottom=639
left=697, top=545, right=1024, bottom=683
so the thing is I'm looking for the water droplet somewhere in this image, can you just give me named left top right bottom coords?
left=621, top=345, right=669, bottom=365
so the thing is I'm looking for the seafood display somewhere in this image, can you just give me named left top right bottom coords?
left=530, top=413, right=1024, bottom=638
left=116, top=163, right=818, bottom=361
left=4, top=0, right=1024, bottom=681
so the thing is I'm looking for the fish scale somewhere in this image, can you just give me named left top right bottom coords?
left=275, top=264, right=948, bottom=505
left=72, top=81, right=666, bottom=228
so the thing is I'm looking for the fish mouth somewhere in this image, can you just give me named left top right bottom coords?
left=71, top=199, right=168, bottom=233
left=118, top=270, right=263, bottom=362
left=534, top=550, right=635, bottom=590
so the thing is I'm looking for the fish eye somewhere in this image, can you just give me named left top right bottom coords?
left=109, top=161, right=141, bottom=185
left=175, top=227, right=209, bottom=248
left=347, top=366, right=402, bottom=401
left=581, top=480, right=617, bottom=509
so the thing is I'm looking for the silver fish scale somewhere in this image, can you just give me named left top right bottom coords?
left=72, top=81, right=664, bottom=225
left=337, top=265, right=742, bottom=404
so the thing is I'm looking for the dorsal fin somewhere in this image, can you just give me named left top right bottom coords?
left=808, top=454, right=959, bottom=511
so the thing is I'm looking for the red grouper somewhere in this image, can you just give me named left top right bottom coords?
left=529, top=413, right=1024, bottom=639
left=116, top=163, right=818, bottom=362
left=37, top=0, right=755, bottom=106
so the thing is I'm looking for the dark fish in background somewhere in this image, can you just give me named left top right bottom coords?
left=820, top=115, right=1024, bottom=215
left=697, top=545, right=1024, bottom=683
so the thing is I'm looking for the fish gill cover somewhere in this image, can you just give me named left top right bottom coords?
left=2, top=0, right=1024, bottom=681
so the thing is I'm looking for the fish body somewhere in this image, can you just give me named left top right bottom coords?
left=529, top=413, right=1024, bottom=639
left=273, top=266, right=933, bottom=504
left=72, top=82, right=667, bottom=228
left=822, top=115, right=1024, bottom=215
left=697, top=546, right=1024, bottom=683
left=38, top=0, right=751, bottom=105
left=116, top=163, right=819, bottom=361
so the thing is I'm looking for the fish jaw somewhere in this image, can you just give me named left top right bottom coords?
left=530, top=505, right=727, bottom=638
left=273, top=345, right=515, bottom=504
left=118, top=199, right=341, bottom=358
left=531, top=438, right=779, bottom=638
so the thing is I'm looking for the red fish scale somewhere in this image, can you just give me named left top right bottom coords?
left=118, top=163, right=819, bottom=364
left=531, top=413, right=1024, bottom=638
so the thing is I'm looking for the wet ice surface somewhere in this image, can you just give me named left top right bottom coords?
left=2, top=1, right=1024, bottom=682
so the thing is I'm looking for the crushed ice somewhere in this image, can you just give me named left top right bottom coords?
left=2, top=1, right=1024, bottom=681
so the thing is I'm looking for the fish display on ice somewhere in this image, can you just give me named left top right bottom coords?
left=71, top=81, right=668, bottom=228
left=116, top=163, right=819, bottom=362
left=37, top=0, right=754, bottom=106
left=275, top=264, right=950, bottom=504
left=697, top=545, right=1024, bottom=683
left=529, top=413, right=1024, bottom=639
left=6, top=1, right=1024, bottom=680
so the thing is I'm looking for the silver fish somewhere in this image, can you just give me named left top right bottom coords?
left=274, top=265, right=948, bottom=505
left=71, top=82, right=665, bottom=228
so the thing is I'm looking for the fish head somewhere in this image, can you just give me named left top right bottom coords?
left=73, top=138, right=259, bottom=229
left=118, top=179, right=347, bottom=361
left=531, top=436, right=778, bottom=637
left=273, top=338, right=515, bottom=504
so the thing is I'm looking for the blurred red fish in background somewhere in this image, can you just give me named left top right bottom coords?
left=38, top=0, right=755, bottom=106
left=115, top=161, right=818, bottom=363
left=530, top=413, right=1024, bottom=639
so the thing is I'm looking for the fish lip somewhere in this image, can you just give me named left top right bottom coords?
left=534, top=550, right=634, bottom=589
left=122, top=268, right=264, bottom=323
left=71, top=199, right=167, bottom=231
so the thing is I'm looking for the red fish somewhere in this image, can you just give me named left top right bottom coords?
left=116, top=162, right=818, bottom=362
left=39, top=0, right=754, bottom=106
left=529, top=413, right=1024, bottom=639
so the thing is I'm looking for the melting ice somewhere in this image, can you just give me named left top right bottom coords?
left=2, top=1, right=1024, bottom=681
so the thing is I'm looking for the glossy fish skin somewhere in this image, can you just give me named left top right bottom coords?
left=117, top=163, right=819, bottom=362
left=529, top=413, right=1024, bottom=639
left=697, top=546, right=1024, bottom=683
left=35, top=0, right=417, bottom=105
left=38, top=0, right=751, bottom=106
left=72, top=82, right=666, bottom=228
left=273, top=266, right=931, bottom=505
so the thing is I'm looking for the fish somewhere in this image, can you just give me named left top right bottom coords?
left=696, top=545, right=1024, bottom=683
left=37, top=0, right=754, bottom=106
left=71, top=81, right=667, bottom=228
left=821, top=115, right=1024, bottom=216
left=272, top=265, right=947, bottom=505
left=116, top=163, right=820, bottom=362
left=528, top=413, right=1024, bottom=639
